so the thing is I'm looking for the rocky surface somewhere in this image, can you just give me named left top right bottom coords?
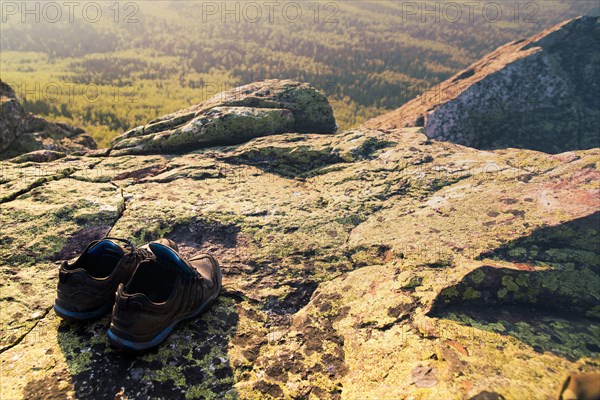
left=1, top=120, right=598, bottom=399
left=0, top=81, right=97, bottom=159
left=110, top=80, right=337, bottom=156
left=363, top=16, right=600, bottom=154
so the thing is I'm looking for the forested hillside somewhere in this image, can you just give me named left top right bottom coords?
left=1, top=0, right=597, bottom=146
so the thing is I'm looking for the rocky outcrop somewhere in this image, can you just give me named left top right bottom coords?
left=0, top=81, right=25, bottom=152
left=0, top=81, right=96, bottom=159
left=363, top=16, right=600, bottom=154
left=110, top=80, right=337, bottom=155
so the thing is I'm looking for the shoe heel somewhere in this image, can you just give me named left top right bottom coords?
left=53, top=302, right=112, bottom=322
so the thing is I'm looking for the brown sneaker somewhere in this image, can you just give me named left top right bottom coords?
left=53, top=237, right=178, bottom=321
left=107, top=243, right=222, bottom=351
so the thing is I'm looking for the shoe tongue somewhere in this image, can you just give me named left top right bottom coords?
left=149, top=242, right=195, bottom=276
left=87, top=239, right=125, bottom=257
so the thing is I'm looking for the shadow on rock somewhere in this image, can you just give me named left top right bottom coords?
left=477, top=211, right=600, bottom=272
left=55, top=297, right=239, bottom=400
left=429, top=212, right=600, bottom=360
left=166, top=218, right=241, bottom=259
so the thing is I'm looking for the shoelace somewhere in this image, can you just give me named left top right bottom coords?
left=136, top=247, right=154, bottom=260
left=102, top=236, right=136, bottom=251
left=103, top=236, right=202, bottom=280
left=102, top=236, right=152, bottom=260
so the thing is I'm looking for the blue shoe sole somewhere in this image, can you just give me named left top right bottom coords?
left=107, top=294, right=219, bottom=351
left=53, top=302, right=112, bottom=321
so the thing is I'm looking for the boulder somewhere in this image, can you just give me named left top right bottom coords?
left=110, top=79, right=337, bottom=155
left=0, top=81, right=29, bottom=153
left=0, top=81, right=97, bottom=159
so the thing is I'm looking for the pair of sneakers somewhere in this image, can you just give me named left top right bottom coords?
left=54, top=237, right=222, bottom=351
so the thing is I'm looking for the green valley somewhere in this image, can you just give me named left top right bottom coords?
left=1, top=0, right=596, bottom=146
